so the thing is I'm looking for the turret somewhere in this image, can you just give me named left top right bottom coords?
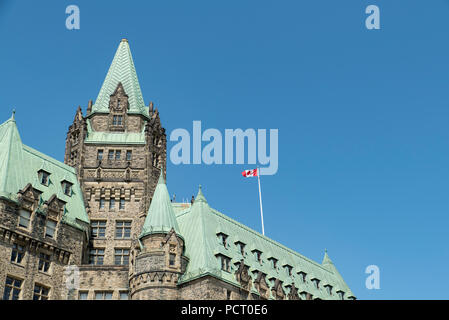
left=129, top=168, right=187, bottom=300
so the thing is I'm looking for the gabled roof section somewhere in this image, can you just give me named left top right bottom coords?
left=91, top=39, right=149, bottom=118
left=0, top=115, right=90, bottom=232
left=140, top=169, right=181, bottom=238
left=175, top=187, right=355, bottom=299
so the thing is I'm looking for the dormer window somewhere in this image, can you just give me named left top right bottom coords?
left=268, top=257, right=278, bottom=269
left=298, top=271, right=307, bottom=283
left=324, top=284, right=333, bottom=295
left=235, top=241, right=246, bottom=255
left=337, top=290, right=345, bottom=300
left=62, top=181, right=73, bottom=196
left=217, top=233, right=228, bottom=247
left=311, top=278, right=320, bottom=289
left=284, top=265, right=293, bottom=276
left=252, top=250, right=262, bottom=263
left=117, top=100, right=121, bottom=108
left=217, top=254, right=231, bottom=272
left=38, top=170, right=50, bottom=186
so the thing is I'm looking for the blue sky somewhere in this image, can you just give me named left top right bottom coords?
left=1, top=0, right=448, bottom=299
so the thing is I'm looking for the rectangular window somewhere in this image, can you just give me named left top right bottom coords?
left=119, top=291, right=128, bottom=300
left=115, top=150, right=121, bottom=160
left=110, top=198, right=115, bottom=210
left=112, top=116, right=118, bottom=125
left=108, top=150, right=114, bottom=160
left=38, top=253, right=51, bottom=273
left=33, top=284, right=50, bottom=300
left=285, top=265, right=293, bottom=276
left=236, top=242, right=245, bottom=255
left=95, top=291, right=113, bottom=300
left=119, top=199, right=125, bottom=210
left=126, top=150, right=132, bottom=161
left=62, top=182, right=72, bottom=196
left=169, top=253, right=176, bottom=266
left=117, top=116, right=123, bottom=125
left=78, top=291, right=88, bottom=300
left=39, top=171, right=50, bottom=186
left=325, top=285, right=333, bottom=295
left=253, top=250, right=262, bottom=263
left=220, top=255, right=231, bottom=272
left=45, top=220, right=57, bottom=238
left=89, top=248, right=105, bottom=265
left=99, top=198, right=105, bottom=209
left=3, top=276, right=22, bottom=300
left=18, top=209, right=31, bottom=229
left=114, top=249, right=130, bottom=265
left=10, top=243, right=25, bottom=264
left=115, top=221, right=131, bottom=239
left=91, top=220, right=106, bottom=238
left=97, top=150, right=103, bottom=160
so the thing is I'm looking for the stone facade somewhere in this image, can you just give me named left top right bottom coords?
left=0, top=189, right=88, bottom=300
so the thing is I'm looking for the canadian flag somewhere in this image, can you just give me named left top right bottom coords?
left=242, top=169, right=258, bottom=177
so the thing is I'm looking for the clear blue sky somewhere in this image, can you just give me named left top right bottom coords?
left=0, top=0, right=448, bottom=299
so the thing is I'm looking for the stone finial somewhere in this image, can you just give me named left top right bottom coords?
left=149, top=101, right=154, bottom=114
left=87, top=100, right=93, bottom=115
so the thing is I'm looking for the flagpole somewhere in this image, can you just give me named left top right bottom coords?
left=257, top=167, right=265, bottom=235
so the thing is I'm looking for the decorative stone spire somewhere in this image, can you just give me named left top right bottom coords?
left=139, top=167, right=180, bottom=238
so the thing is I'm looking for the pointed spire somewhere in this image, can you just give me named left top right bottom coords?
left=91, top=39, right=148, bottom=118
left=194, top=185, right=208, bottom=204
left=322, top=249, right=333, bottom=266
left=0, top=115, right=26, bottom=194
left=139, top=166, right=180, bottom=238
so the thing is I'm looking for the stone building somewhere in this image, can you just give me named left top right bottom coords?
left=0, top=39, right=355, bottom=300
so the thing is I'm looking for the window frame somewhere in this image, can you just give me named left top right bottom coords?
left=33, top=284, right=50, bottom=300
left=3, top=276, right=22, bottom=300
left=115, top=220, right=131, bottom=239
left=114, top=248, right=130, bottom=266
left=10, top=243, right=25, bottom=264
left=89, top=248, right=105, bottom=265
left=45, top=219, right=57, bottom=238
left=38, top=253, right=51, bottom=273
left=18, top=209, right=31, bottom=229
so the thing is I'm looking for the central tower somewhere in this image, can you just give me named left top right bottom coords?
left=64, top=39, right=167, bottom=266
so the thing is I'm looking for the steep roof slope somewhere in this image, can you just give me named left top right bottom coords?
left=140, top=169, right=181, bottom=238
left=91, top=39, right=149, bottom=118
left=0, top=114, right=89, bottom=231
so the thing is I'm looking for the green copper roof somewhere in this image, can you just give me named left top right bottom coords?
left=91, top=39, right=149, bottom=118
left=0, top=115, right=90, bottom=231
left=175, top=187, right=355, bottom=300
left=140, top=169, right=181, bottom=238
left=84, top=119, right=146, bottom=145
